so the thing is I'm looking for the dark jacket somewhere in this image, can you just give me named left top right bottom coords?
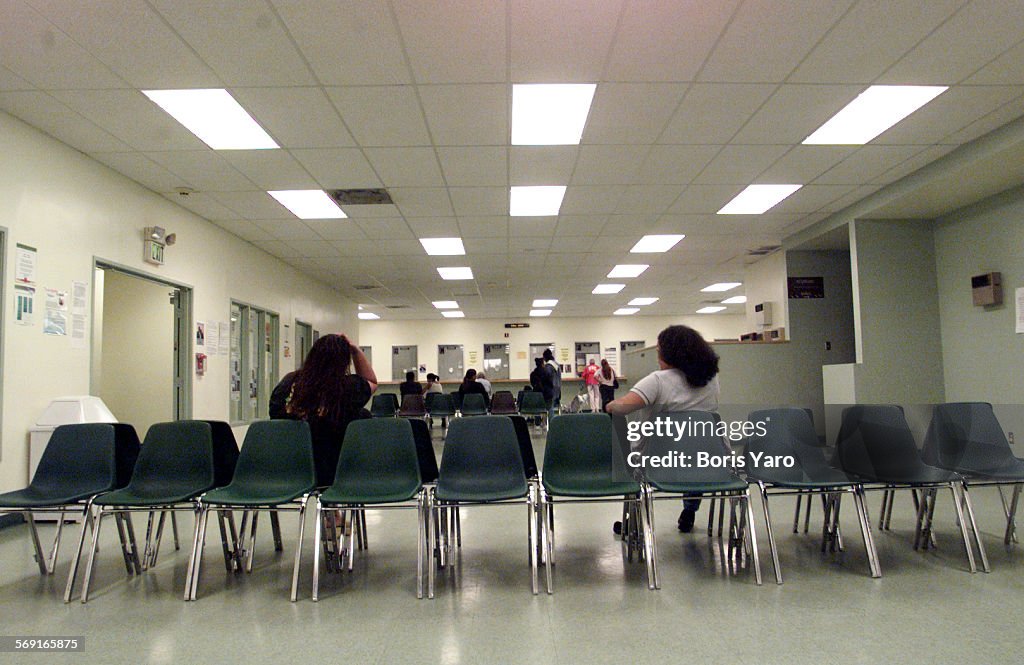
left=530, top=365, right=554, bottom=401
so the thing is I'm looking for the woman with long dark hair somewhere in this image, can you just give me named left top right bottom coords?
left=606, top=325, right=720, bottom=533
left=457, top=368, right=490, bottom=407
left=596, top=358, right=617, bottom=410
left=270, top=333, right=377, bottom=486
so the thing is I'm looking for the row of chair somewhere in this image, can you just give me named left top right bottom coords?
left=371, top=391, right=550, bottom=422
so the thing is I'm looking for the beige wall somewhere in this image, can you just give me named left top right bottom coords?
left=0, top=110, right=357, bottom=490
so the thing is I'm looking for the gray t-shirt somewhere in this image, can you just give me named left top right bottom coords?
left=630, top=370, right=719, bottom=416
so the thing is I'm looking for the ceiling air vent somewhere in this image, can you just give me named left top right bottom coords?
left=747, top=245, right=782, bottom=256
left=352, top=285, right=380, bottom=291
left=385, top=304, right=410, bottom=309
left=328, top=188, right=394, bottom=205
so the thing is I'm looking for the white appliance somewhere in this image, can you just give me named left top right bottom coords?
left=29, top=396, right=118, bottom=482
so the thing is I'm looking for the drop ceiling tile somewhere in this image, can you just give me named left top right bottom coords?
left=162, top=191, right=241, bottom=220
left=392, top=1, right=506, bottom=83
left=667, top=185, right=747, bottom=214
left=286, top=239, right=343, bottom=258
left=90, top=151, right=189, bottom=192
left=814, top=146, right=929, bottom=185
left=692, top=145, right=790, bottom=185
left=756, top=145, right=856, bottom=184
left=463, top=237, right=508, bottom=254
left=817, top=184, right=885, bottom=213
left=252, top=240, right=302, bottom=258
left=510, top=218, right=557, bottom=236
left=365, top=147, right=444, bottom=187
left=210, top=190, right=294, bottom=218
left=770, top=184, right=857, bottom=214
left=221, top=151, right=318, bottom=190
left=252, top=219, right=322, bottom=241
left=571, top=145, right=648, bottom=185
left=50, top=89, right=208, bottom=151
left=144, top=151, right=254, bottom=191
left=391, top=187, right=454, bottom=217
left=509, top=146, right=578, bottom=186
left=559, top=185, right=626, bottom=215
left=509, top=236, right=554, bottom=253
left=965, top=39, right=1024, bottom=85
left=290, top=148, right=382, bottom=188
left=550, top=235, right=597, bottom=252
left=873, top=85, right=1024, bottom=145
left=698, top=0, right=850, bottom=83
left=638, top=145, right=721, bottom=185
left=458, top=216, right=508, bottom=238
left=407, top=218, right=461, bottom=237
left=612, top=185, right=684, bottom=215
left=210, top=219, right=275, bottom=242
left=0, top=64, right=31, bottom=91
left=605, top=2, right=738, bottom=81
left=437, top=146, right=508, bottom=186
left=274, top=0, right=410, bottom=84
left=870, top=144, right=956, bottom=184
left=377, top=238, right=433, bottom=255
left=730, top=84, right=863, bottom=145
left=510, top=0, right=623, bottom=82
left=232, top=87, right=355, bottom=148
left=330, top=239, right=381, bottom=257
left=554, top=216, right=607, bottom=237
left=343, top=204, right=401, bottom=219
left=449, top=187, right=506, bottom=216
left=355, top=218, right=415, bottom=240
left=660, top=83, right=777, bottom=144
left=326, top=86, right=431, bottom=147
left=418, top=84, right=509, bottom=146
left=582, top=83, right=687, bottom=144
left=303, top=219, right=369, bottom=241
left=942, top=95, right=1024, bottom=145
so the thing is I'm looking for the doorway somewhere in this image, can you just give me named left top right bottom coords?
left=92, top=263, right=191, bottom=435
left=294, top=320, right=312, bottom=370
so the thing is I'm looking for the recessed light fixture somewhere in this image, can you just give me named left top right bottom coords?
left=630, top=234, right=684, bottom=253
left=437, top=267, right=474, bottom=280
left=721, top=295, right=747, bottom=304
left=530, top=309, right=552, bottom=317
left=432, top=300, right=459, bottom=309
left=593, top=284, right=625, bottom=294
left=419, top=237, right=466, bottom=256
left=441, top=310, right=465, bottom=318
left=512, top=83, right=597, bottom=145
left=608, top=264, right=649, bottom=278
left=268, top=190, right=346, bottom=219
left=697, top=306, right=726, bottom=314
left=613, top=308, right=639, bottom=316
left=803, top=85, right=948, bottom=145
left=702, top=282, right=742, bottom=292
left=628, top=297, right=659, bottom=306
left=532, top=299, right=558, bottom=308
left=717, top=184, right=802, bottom=215
left=358, top=312, right=380, bottom=320
left=142, top=89, right=278, bottom=150
left=510, top=186, right=567, bottom=216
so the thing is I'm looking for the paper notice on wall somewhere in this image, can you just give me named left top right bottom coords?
left=45, top=287, right=68, bottom=311
left=15, top=244, right=36, bottom=285
left=206, top=322, right=219, bottom=356
left=1016, top=288, right=1024, bottom=334
left=14, top=284, right=34, bottom=325
left=71, top=314, right=87, bottom=349
left=219, top=322, right=230, bottom=355
left=71, top=280, right=88, bottom=315
left=604, top=347, right=618, bottom=372
left=195, top=321, right=206, bottom=348
left=43, top=309, right=66, bottom=335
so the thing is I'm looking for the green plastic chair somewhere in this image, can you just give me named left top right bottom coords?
left=745, top=408, right=880, bottom=583
left=519, top=391, right=548, bottom=429
left=371, top=393, right=399, bottom=417
left=489, top=391, right=518, bottom=415
left=643, top=411, right=762, bottom=588
left=75, top=421, right=214, bottom=603
left=460, top=392, right=488, bottom=416
left=429, top=416, right=536, bottom=597
left=0, top=423, right=138, bottom=602
left=188, top=419, right=316, bottom=602
left=540, top=414, right=649, bottom=593
left=314, top=418, right=424, bottom=600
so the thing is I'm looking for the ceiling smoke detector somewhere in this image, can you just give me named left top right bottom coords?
left=328, top=188, right=394, bottom=205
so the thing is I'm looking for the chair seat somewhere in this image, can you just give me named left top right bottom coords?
left=0, top=487, right=100, bottom=508
left=435, top=485, right=527, bottom=503
left=748, top=467, right=857, bottom=489
left=543, top=478, right=640, bottom=498
left=320, top=484, right=419, bottom=505
left=202, top=482, right=314, bottom=507
left=96, top=485, right=210, bottom=507
left=954, top=456, right=1024, bottom=481
left=650, top=478, right=749, bottom=494
left=864, top=465, right=962, bottom=485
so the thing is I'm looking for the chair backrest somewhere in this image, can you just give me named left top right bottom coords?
left=461, top=392, right=488, bottom=415
left=333, top=418, right=421, bottom=500
left=923, top=402, right=1015, bottom=473
left=428, top=393, right=455, bottom=417
left=424, top=391, right=441, bottom=413
left=516, top=390, right=526, bottom=410
left=127, top=421, right=215, bottom=496
left=508, top=415, right=538, bottom=478
left=112, top=423, right=142, bottom=488
left=543, top=414, right=619, bottom=488
left=642, top=411, right=737, bottom=485
left=371, top=393, right=398, bottom=417
left=231, top=420, right=316, bottom=493
left=408, top=417, right=439, bottom=483
left=436, top=417, right=527, bottom=500
left=449, top=391, right=464, bottom=412
left=30, top=423, right=121, bottom=496
left=746, top=408, right=834, bottom=481
left=833, top=405, right=923, bottom=480
left=399, top=393, right=427, bottom=417
left=490, top=391, right=518, bottom=415
left=200, top=420, right=240, bottom=487
left=520, top=390, right=547, bottom=415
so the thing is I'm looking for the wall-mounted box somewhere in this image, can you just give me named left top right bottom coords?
left=971, top=272, right=1002, bottom=306
left=754, top=301, right=773, bottom=326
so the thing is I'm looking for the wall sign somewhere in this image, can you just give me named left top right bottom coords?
left=788, top=276, right=824, bottom=299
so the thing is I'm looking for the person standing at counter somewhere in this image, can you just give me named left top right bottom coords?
left=596, top=359, right=617, bottom=411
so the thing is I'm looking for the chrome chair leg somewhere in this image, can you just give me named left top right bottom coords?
left=803, top=490, right=812, bottom=534
left=948, top=483, right=977, bottom=573
left=417, top=493, right=426, bottom=599
left=793, top=492, right=802, bottom=534
left=960, top=483, right=989, bottom=572
left=27, top=513, right=49, bottom=576
left=708, top=495, right=716, bottom=537
left=645, top=487, right=661, bottom=589
left=142, top=511, right=156, bottom=570
left=527, top=486, right=538, bottom=595
left=183, top=503, right=204, bottom=601
left=1004, top=484, right=1021, bottom=546
left=879, top=490, right=889, bottom=530
left=851, top=487, right=881, bottom=578
left=189, top=506, right=212, bottom=601
left=245, top=511, right=259, bottom=573
left=170, top=511, right=180, bottom=550
left=290, top=499, right=308, bottom=602
left=758, top=483, right=782, bottom=584
left=427, top=489, right=436, bottom=599
left=113, top=512, right=133, bottom=575
left=80, top=508, right=107, bottom=603
left=64, top=501, right=95, bottom=602
left=122, top=511, right=143, bottom=575
left=744, top=491, right=762, bottom=586
left=541, top=491, right=553, bottom=594
left=150, top=511, right=167, bottom=568
left=271, top=512, right=284, bottom=552
left=312, top=498, right=323, bottom=602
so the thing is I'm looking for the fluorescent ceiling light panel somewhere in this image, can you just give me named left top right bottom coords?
left=803, top=85, right=948, bottom=145
left=721, top=295, right=747, bottom=304
left=441, top=310, right=465, bottom=318
left=613, top=308, right=639, bottom=316
left=628, top=297, right=659, bottom=306
left=432, top=300, right=459, bottom=309
left=529, top=309, right=552, bottom=317
left=419, top=237, right=465, bottom=256
left=630, top=234, right=684, bottom=253
left=142, top=88, right=278, bottom=150
left=357, top=312, right=380, bottom=320
left=592, top=284, right=625, bottom=295
left=532, top=299, right=558, bottom=308
left=510, top=186, right=566, bottom=216
left=697, top=306, right=726, bottom=314
left=607, top=264, right=649, bottom=278
left=717, top=184, right=802, bottom=215
left=512, top=83, right=596, bottom=145
left=701, top=282, right=742, bottom=292
left=268, top=190, right=346, bottom=219
left=437, top=267, right=474, bottom=280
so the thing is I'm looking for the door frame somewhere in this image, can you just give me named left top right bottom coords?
left=91, top=258, right=194, bottom=421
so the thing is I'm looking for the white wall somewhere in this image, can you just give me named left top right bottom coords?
left=359, top=313, right=747, bottom=382
left=743, top=251, right=789, bottom=334
left=0, top=110, right=357, bottom=491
